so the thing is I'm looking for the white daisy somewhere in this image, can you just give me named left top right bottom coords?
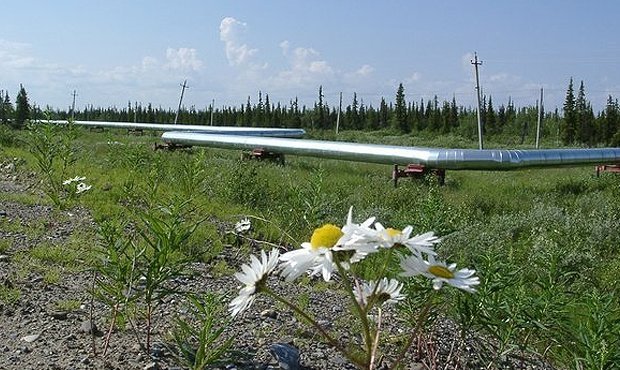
left=339, top=207, right=381, bottom=263
left=229, top=248, right=280, bottom=317
left=75, top=182, right=92, bottom=194
left=280, top=223, right=341, bottom=282
left=354, top=278, right=405, bottom=308
left=374, top=223, right=439, bottom=256
left=280, top=208, right=378, bottom=282
left=234, top=218, right=252, bottom=234
left=400, top=254, right=479, bottom=293
left=63, top=176, right=87, bottom=186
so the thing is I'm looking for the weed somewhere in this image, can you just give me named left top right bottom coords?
left=167, top=293, right=233, bottom=369
left=0, top=239, right=10, bottom=253
left=54, top=299, right=82, bottom=311
left=0, top=285, right=20, bottom=305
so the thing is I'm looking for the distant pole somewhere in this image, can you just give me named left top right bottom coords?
left=535, top=87, right=544, bottom=149
left=174, top=79, right=189, bottom=124
left=134, top=101, right=138, bottom=123
left=71, top=90, right=77, bottom=120
left=210, top=99, right=215, bottom=126
left=471, top=52, right=484, bottom=150
left=336, top=91, right=342, bottom=135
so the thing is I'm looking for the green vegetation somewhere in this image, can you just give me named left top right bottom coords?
left=1, top=120, right=619, bottom=369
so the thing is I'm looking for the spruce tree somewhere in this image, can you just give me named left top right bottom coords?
left=562, top=78, right=577, bottom=145
left=393, top=83, right=409, bottom=133
left=14, top=84, right=30, bottom=129
left=576, top=81, right=595, bottom=145
left=0, top=91, right=12, bottom=125
left=604, top=95, right=619, bottom=145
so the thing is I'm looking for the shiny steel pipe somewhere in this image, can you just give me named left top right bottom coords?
left=161, top=131, right=620, bottom=170
left=48, top=120, right=306, bottom=138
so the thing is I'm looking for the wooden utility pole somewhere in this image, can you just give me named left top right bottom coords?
left=71, top=90, right=77, bottom=120
left=174, top=80, right=189, bottom=124
left=536, top=87, right=544, bottom=149
left=336, top=91, right=342, bottom=134
left=471, top=52, right=484, bottom=150
left=210, top=99, right=215, bottom=126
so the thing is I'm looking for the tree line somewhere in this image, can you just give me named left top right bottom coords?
left=2, top=80, right=619, bottom=147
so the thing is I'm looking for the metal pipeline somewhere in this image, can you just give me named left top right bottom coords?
left=161, top=131, right=620, bottom=170
left=47, top=120, right=306, bottom=138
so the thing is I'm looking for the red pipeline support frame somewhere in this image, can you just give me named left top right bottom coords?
left=392, top=164, right=446, bottom=187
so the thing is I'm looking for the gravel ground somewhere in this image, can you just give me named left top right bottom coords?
left=0, top=158, right=558, bottom=370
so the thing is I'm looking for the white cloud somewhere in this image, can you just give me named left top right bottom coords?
left=355, top=64, right=374, bottom=77
left=0, top=39, right=35, bottom=69
left=219, top=17, right=258, bottom=66
left=165, top=47, right=203, bottom=71
left=404, top=72, right=421, bottom=83
left=273, top=44, right=334, bottom=86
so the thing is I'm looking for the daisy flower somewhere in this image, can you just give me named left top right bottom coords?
left=76, top=182, right=92, bottom=194
left=280, top=208, right=378, bottom=282
left=63, top=176, right=86, bottom=185
left=280, top=223, right=342, bottom=282
left=234, top=218, right=252, bottom=234
left=400, top=254, right=479, bottom=293
left=229, top=248, right=280, bottom=317
left=354, top=277, right=405, bottom=308
left=374, top=222, right=439, bottom=256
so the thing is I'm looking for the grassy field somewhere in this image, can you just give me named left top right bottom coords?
left=1, top=124, right=619, bottom=369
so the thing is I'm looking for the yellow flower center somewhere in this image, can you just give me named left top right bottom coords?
left=310, top=224, right=343, bottom=250
left=386, top=228, right=401, bottom=237
left=428, top=265, right=454, bottom=279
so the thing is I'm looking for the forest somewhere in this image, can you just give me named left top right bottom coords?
left=1, top=78, right=620, bottom=147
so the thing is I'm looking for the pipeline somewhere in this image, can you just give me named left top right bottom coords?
left=161, top=131, right=620, bottom=170
left=47, top=120, right=306, bottom=138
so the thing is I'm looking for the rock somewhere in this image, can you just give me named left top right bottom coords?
left=50, top=311, right=68, bottom=320
left=144, top=362, right=159, bottom=370
left=79, top=320, right=99, bottom=335
left=0, top=210, right=7, bottom=217
left=260, top=309, right=278, bottom=319
left=0, top=255, right=9, bottom=263
left=21, top=333, right=41, bottom=343
left=269, top=343, right=300, bottom=370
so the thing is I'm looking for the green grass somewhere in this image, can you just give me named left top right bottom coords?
left=0, top=285, right=21, bottom=305
left=2, top=126, right=620, bottom=369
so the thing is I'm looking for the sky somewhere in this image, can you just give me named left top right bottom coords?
left=1, top=1, right=619, bottom=114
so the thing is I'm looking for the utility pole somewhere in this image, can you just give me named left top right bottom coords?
left=174, top=79, right=189, bottom=124
left=71, top=90, right=77, bottom=120
left=336, top=91, right=342, bottom=134
left=471, top=52, right=484, bottom=150
left=210, top=99, right=215, bottom=126
left=536, top=87, right=544, bottom=149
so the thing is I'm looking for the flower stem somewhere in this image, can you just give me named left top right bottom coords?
left=262, top=287, right=367, bottom=369
left=388, top=293, right=435, bottom=370
left=335, top=261, right=373, bottom=366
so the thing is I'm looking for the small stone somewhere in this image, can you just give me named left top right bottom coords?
left=80, top=356, right=90, bottom=364
left=50, top=311, right=68, bottom=320
left=0, top=210, right=7, bottom=217
left=80, top=320, right=98, bottom=334
left=0, top=255, right=9, bottom=263
left=260, top=309, right=277, bottom=319
left=144, top=362, right=159, bottom=370
left=21, top=334, right=40, bottom=343
left=269, top=343, right=300, bottom=370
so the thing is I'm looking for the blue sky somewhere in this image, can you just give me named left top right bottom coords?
left=1, top=1, right=619, bottom=113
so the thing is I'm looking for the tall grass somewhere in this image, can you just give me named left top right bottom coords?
left=2, top=126, right=619, bottom=368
